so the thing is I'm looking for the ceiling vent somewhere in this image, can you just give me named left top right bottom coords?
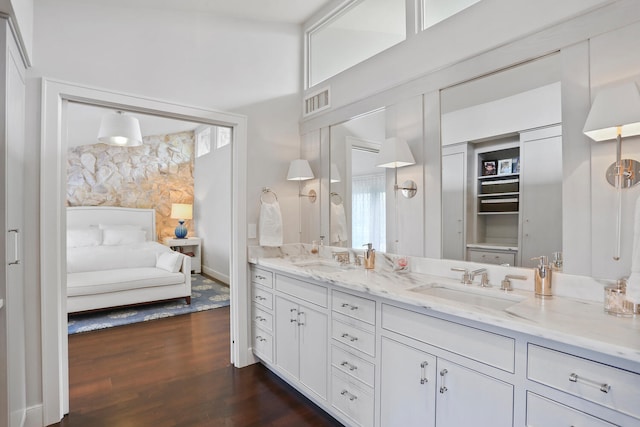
left=303, top=86, right=330, bottom=117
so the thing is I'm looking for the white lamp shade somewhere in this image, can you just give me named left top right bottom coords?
left=98, top=112, right=143, bottom=147
left=330, top=163, right=341, bottom=183
left=376, top=137, right=416, bottom=168
left=287, top=159, right=314, bottom=181
left=170, top=203, right=193, bottom=220
left=583, top=81, right=640, bottom=141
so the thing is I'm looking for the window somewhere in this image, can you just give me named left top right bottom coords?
left=422, top=0, right=480, bottom=30
left=196, top=125, right=232, bottom=157
left=351, top=173, right=386, bottom=252
left=307, top=0, right=406, bottom=87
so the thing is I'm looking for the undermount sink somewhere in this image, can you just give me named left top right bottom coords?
left=293, top=259, right=355, bottom=272
left=408, top=284, right=525, bottom=310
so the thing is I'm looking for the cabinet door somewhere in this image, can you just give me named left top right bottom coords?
left=298, top=303, right=328, bottom=399
left=275, top=296, right=299, bottom=379
left=436, top=358, right=513, bottom=427
left=520, top=133, right=562, bottom=267
left=442, top=151, right=466, bottom=261
left=380, top=337, right=436, bottom=427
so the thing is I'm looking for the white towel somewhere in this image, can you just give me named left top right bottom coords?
left=259, top=200, right=283, bottom=247
left=626, top=195, right=640, bottom=303
left=330, top=201, right=348, bottom=244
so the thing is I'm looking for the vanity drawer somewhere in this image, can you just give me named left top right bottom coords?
left=331, top=368, right=374, bottom=427
left=276, top=274, right=328, bottom=308
left=526, top=392, right=616, bottom=427
left=332, top=290, right=376, bottom=325
left=251, top=267, right=273, bottom=288
left=252, top=327, right=273, bottom=363
left=332, top=319, right=376, bottom=357
left=331, top=345, right=375, bottom=388
left=382, top=304, right=515, bottom=372
left=252, top=285, right=273, bottom=310
left=253, top=305, right=273, bottom=332
left=467, top=248, right=516, bottom=266
left=528, top=344, right=640, bottom=419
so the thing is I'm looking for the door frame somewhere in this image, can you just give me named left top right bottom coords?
left=40, top=79, right=251, bottom=425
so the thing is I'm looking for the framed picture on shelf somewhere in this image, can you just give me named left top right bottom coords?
left=511, top=157, right=520, bottom=173
left=481, top=160, right=497, bottom=176
left=498, top=158, right=513, bottom=175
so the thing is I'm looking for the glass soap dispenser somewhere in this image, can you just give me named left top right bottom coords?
left=604, top=279, right=635, bottom=317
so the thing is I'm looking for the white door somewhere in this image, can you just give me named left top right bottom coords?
left=2, top=21, right=26, bottom=427
left=380, top=337, right=437, bottom=427
left=298, top=303, right=327, bottom=399
left=442, top=151, right=466, bottom=260
left=436, top=358, right=513, bottom=427
left=520, top=131, right=562, bottom=267
left=275, top=297, right=300, bottom=379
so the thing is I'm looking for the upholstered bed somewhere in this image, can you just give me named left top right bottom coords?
left=66, top=206, right=192, bottom=313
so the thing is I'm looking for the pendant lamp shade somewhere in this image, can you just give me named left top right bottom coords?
left=98, top=111, right=143, bottom=147
left=287, top=159, right=314, bottom=181
left=583, top=82, right=640, bottom=141
left=376, top=137, right=416, bottom=168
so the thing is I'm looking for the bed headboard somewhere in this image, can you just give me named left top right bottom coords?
left=67, top=207, right=157, bottom=242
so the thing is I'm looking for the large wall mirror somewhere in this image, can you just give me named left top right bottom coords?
left=440, top=54, right=562, bottom=268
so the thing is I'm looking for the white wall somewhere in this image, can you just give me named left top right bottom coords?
left=25, top=0, right=302, bottom=414
left=194, top=135, right=231, bottom=284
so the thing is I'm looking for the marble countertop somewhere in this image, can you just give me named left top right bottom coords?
left=249, top=247, right=640, bottom=366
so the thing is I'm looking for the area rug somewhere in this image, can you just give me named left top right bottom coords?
left=68, top=274, right=230, bottom=334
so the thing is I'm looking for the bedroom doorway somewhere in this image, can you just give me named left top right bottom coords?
left=41, top=80, right=250, bottom=425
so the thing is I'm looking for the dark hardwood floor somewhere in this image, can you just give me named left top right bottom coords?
left=53, top=306, right=342, bottom=427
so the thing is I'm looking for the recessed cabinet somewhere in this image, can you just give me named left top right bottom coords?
left=275, top=295, right=328, bottom=400
left=380, top=337, right=437, bottom=427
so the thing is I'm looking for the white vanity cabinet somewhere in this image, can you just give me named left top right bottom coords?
left=274, top=275, right=328, bottom=400
left=380, top=337, right=437, bottom=427
left=380, top=305, right=514, bottom=427
left=251, top=267, right=274, bottom=363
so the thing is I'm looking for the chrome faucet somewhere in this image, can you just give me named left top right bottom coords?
left=471, top=268, right=490, bottom=287
left=451, top=267, right=472, bottom=285
left=332, top=251, right=350, bottom=264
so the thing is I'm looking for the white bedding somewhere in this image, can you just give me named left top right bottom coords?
left=67, top=241, right=171, bottom=273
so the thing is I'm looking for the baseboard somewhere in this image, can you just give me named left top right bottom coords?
left=24, top=404, right=43, bottom=427
left=201, top=265, right=229, bottom=285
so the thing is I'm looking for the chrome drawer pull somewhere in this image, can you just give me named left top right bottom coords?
left=255, top=275, right=267, bottom=280
left=569, top=373, right=611, bottom=393
left=340, top=389, right=357, bottom=401
left=420, top=361, right=429, bottom=384
left=256, top=336, right=266, bottom=342
left=255, top=295, right=266, bottom=301
left=439, top=369, right=448, bottom=393
left=341, top=303, right=359, bottom=310
left=340, top=361, right=358, bottom=371
left=341, top=333, right=358, bottom=342
left=255, top=316, right=265, bottom=322
left=8, top=229, right=19, bottom=265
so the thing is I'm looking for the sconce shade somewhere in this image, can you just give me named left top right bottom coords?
left=376, top=137, right=416, bottom=168
left=583, top=82, right=640, bottom=141
left=287, top=159, right=314, bottom=181
left=330, top=163, right=341, bottom=183
left=170, top=203, right=193, bottom=220
left=98, top=111, right=143, bottom=147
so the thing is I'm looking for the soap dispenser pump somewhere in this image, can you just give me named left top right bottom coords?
left=363, top=243, right=375, bottom=270
left=532, top=256, right=552, bottom=298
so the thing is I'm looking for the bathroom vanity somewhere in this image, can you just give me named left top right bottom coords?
left=249, top=245, right=640, bottom=427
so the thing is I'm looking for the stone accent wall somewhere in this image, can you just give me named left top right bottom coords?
left=67, top=131, right=195, bottom=241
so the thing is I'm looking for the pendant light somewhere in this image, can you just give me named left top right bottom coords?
left=97, top=111, right=143, bottom=147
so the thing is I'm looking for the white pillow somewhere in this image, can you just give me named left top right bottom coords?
left=102, top=229, right=147, bottom=245
left=67, top=228, right=102, bottom=248
left=156, top=251, right=182, bottom=273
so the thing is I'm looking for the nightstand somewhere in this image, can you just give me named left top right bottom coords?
left=163, top=237, right=201, bottom=273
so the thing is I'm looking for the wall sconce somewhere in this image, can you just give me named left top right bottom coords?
left=583, top=81, right=640, bottom=260
left=170, top=203, right=193, bottom=239
left=376, top=137, right=417, bottom=198
left=98, top=111, right=143, bottom=147
left=287, top=159, right=316, bottom=202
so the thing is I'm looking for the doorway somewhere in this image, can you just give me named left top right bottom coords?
left=40, top=80, right=250, bottom=425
